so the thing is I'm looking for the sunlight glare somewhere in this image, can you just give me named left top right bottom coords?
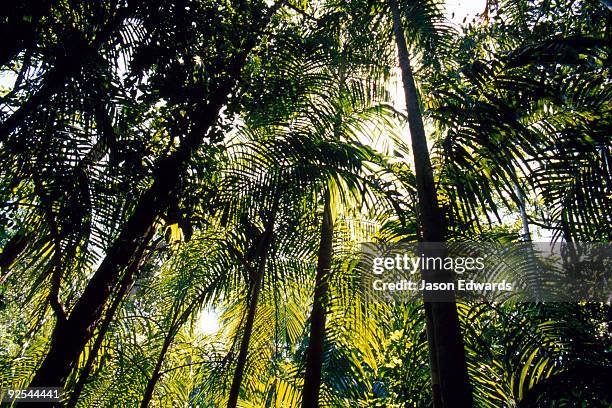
left=197, top=308, right=220, bottom=336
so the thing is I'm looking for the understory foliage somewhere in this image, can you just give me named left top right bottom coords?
left=0, top=0, right=610, bottom=407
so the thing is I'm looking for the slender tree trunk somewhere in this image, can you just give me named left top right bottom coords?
left=0, top=232, right=30, bottom=281
left=301, top=51, right=344, bottom=406
left=140, top=269, right=211, bottom=408
left=515, top=183, right=531, bottom=242
left=24, top=3, right=283, bottom=391
left=226, top=276, right=264, bottom=408
left=65, top=280, right=130, bottom=408
left=139, top=268, right=217, bottom=407
left=227, top=205, right=278, bottom=408
left=140, top=325, right=175, bottom=408
left=302, top=192, right=333, bottom=408
left=388, top=1, right=473, bottom=407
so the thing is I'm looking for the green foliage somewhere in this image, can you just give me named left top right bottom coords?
left=0, top=0, right=610, bottom=406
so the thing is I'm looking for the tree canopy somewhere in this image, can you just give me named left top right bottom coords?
left=0, top=0, right=610, bottom=407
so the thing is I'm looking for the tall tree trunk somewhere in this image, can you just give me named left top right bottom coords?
left=140, top=266, right=214, bottom=408
left=423, top=302, right=443, bottom=408
left=65, top=277, right=131, bottom=408
left=65, top=236, right=157, bottom=408
left=388, top=0, right=473, bottom=407
left=25, top=4, right=283, bottom=393
left=227, top=205, right=278, bottom=408
left=140, top=324, right=175, bottom=408
left=302, top=192, right=333, bottom=408
left=515, top=183, right=531, bottom=242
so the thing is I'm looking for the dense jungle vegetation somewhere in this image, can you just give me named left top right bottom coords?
left=0, top=0, right=610, bottom=406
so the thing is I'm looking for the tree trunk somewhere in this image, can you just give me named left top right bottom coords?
left=25, top=3, right=283, bottom=392
left=302, top=192, right=333, bottom=408
left=388, top=0, right=473, bottom=407
left=65, top=238, right=153, bottom=408
left=0, top=232, right=30, bottom=281
left=227, top=206, right=278, bottom=408
left=140, top=261, right=213, bottom=408
left=423, top=302, right=443, bottom=408
left=65, top=281, right=130, bottom=408
left=140, top=325, right=175, bottom=408
left=515, top=183, right=531, bottom=242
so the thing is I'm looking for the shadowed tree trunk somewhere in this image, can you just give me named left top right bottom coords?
left=388, top=0, right=473, bottom=407
left=24, top=3, right=284, bottom=395
left=301, top=191, right=333, bottom=408
left=515, top=183, right=532, bottom=242
left=65, top=276, right=132, bottom=408
left=139, top=306, right=191, bottom=408
left=227, top=203, right=278, bottom=408
left=140, top=252, right=222, bottom=408
left=423, top=302, right=443, bottom=408
left=0, top=232, right=30, bottom=282
left=65, top=236, right=162, bottom=408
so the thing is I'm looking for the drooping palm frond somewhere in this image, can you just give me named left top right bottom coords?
left=0, top=1, right=610, bottom=407
left=425, top=28, right=611, bottom=240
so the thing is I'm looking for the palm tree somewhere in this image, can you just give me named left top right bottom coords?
left=226, top=198, right=279, bottom=408
left=301, top=190, right=333, bottom=408
left=0, top=0, right=610, bottom=406
left=386, top=0, right=472, bottom=406
left=297, top=3, right=399, bottom=405
left=23, top=0, right=286, bottom=392
left=218, top=125, right=398, bottom=407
